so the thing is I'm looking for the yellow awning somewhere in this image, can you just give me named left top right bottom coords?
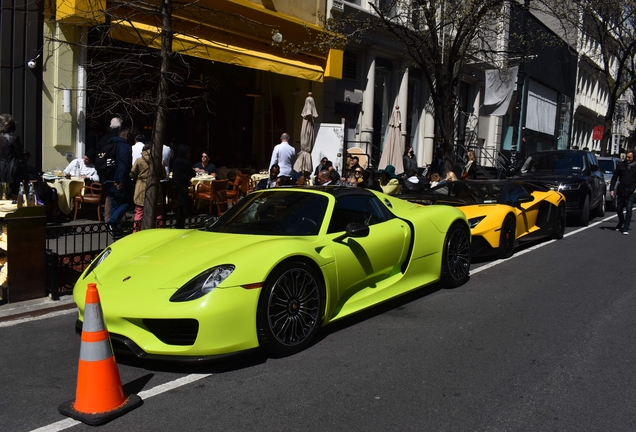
left=110, top=20, right=326, bottom=81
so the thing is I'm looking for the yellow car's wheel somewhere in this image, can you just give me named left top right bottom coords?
left=497, top=215, right=516, bottom=259
left=257, top=260, right=324, bottom=356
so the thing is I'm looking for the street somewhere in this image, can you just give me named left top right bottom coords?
left=2, top=213, right=635, bottom=432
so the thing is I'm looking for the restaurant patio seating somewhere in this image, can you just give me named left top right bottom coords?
left=196, top=179, right=228, bottom=215
left=226, top=173, right=241, bottom=204
left=73, top=182, right=102, bottom=221
left=239, top=173, right=253, bottom=196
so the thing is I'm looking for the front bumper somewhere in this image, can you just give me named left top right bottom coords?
left=74, top=283, right=262, bottom=358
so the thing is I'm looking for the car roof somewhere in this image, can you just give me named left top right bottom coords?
left=266, top=185, right=378, bottom=199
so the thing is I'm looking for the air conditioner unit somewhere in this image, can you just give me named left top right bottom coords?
left=344, top=89, right=363, bottom=104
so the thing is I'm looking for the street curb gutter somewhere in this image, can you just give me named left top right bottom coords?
left=0, top=296, right=76, bottom=323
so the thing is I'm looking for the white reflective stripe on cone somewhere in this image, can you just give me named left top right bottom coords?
left=83, top=302, right=106, bottom=333
left=79, top=339, right=113, bottom=362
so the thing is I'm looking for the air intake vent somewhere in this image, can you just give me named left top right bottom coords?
left=143, top=318, right=199, bottom=346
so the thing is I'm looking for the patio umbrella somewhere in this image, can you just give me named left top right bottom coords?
left=379, top=106, right=404, bottom=174
left=294, top=92, right=318, bottom=175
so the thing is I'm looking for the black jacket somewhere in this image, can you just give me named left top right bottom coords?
left=172, top=145, right=194, bottom=188
left=610, top=160, right=636, bottom=198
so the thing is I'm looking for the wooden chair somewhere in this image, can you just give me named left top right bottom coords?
left=214, top=187, right=229, bottom=216
left=196, top=179, right=228, bottom=215
left=73, top=182, right=102, bottom=221
left=239, top=173, right=252, bottom=196
left=226, top=173, right=241, bottom=204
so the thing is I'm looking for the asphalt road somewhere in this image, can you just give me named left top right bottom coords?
left=2, top=213, right=635, bottom=432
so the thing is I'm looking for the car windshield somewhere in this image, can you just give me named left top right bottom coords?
left=521, top=152, right=586, bottom=173
left=428, top=182, right=504, bottom=205
left=598, top=159, right=615, bottom=175
left=207, top=190, right=328, bottom=235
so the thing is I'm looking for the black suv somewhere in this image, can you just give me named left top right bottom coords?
left=514, top=150, right=605, bottom=226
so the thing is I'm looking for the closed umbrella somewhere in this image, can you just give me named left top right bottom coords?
left=294, top=92, right=318, bottom=175
left=379, top=106, right=404, bottom=174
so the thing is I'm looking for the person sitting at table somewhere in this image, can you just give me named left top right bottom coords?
left=255, top=164, right=280, bottom=190
left=63, top=149, right=99, bottom=183
left=193, top=151, right=216, bottom=175
left=130, top=143, right=166, bottom=232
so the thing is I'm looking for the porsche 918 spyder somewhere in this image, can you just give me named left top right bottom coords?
left=74, top=187, right=471, bottom=360
left=401, top=180, right=566, bottom=258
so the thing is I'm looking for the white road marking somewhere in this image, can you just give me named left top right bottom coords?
left=471, top=214, right=617, bottom=275
left=25, top=212, right=624, bottom=431
left=30, top=374, right=212, bottom=431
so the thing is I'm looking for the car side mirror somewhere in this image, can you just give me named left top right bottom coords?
left=590, top=164, right=599, bottom=172
left=516, top=194, right=534, bottom=207
left=333, top=222, right=369, bottom=243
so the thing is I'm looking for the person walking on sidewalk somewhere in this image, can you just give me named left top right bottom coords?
left=610, top=150, right=636, bottom=235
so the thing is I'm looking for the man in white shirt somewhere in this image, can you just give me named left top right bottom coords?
left=131, top=133, right=145, bottom=165
left=269, top=133, right=296, bottom=177
left=63, top=150, right=100, bottom=182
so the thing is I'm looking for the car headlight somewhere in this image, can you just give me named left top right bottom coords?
left=83, top=247, right=112, bottom=279
left=558, top=182, right=583, bottom=191
left=170, top=265, right=235, bottom=302
left=467, top=216, right=486, bottom=229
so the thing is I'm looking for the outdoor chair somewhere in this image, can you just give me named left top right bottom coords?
left=226, top=172, right=241, bottom=204
left=196, top=179, right=228, bottom=215
left=73, top=182, right=102, bottom=221
left=239, top=173, right=252, bottom=196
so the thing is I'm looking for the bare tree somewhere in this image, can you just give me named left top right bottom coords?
left=546, top=0, right=636, bottom=155
left=327, top=0, right=516, bottom=168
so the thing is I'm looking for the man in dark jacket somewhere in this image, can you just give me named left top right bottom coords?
left=610, top=150, right=636, bottom=234
left=105, top=129, right=133, bottom=235
left=172, top=145, right=194, bottom=229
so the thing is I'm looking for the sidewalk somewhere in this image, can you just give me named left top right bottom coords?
left=0, top=295, right=75, bottom=323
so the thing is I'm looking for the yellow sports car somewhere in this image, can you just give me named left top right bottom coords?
left=402, top=180, right=566, bottom=258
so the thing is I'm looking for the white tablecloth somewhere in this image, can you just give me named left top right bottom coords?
left=46, top=177, right=84, bottom=215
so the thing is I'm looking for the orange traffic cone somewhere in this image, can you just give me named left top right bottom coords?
left=59, top=283, right=142, bottom=425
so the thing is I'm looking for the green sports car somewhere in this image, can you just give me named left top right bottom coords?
left=74, top=187, right=471, bottom=360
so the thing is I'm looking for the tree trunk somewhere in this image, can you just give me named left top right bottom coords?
left=142, top=0, right=172, bottom=230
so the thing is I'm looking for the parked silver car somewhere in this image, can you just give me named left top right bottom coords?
left=597, top=156, right=622, bottom=211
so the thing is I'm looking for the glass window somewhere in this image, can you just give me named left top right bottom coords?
left=327, top=195, right=394, bottom=233
left=209, top=191, right=328, bottom=236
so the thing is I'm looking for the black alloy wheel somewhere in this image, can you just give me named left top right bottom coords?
left=257, top=260, right=324, bottom=356
left=579, top=195, right=590, bottom=227
left=553, top=202, right=566, bottom=239
left=595, top=194, right=606, bottom=217
left=440, top=222, right=471, bottom=287
left=497, top=215, right=516, bottom=259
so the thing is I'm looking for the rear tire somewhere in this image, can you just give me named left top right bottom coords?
left=497, top=215, right=516, bottom=259
left=594, top=193, right=606, bottom=217
left=553, top=202, right=566, bottom=239
left=257, top=260, right=324, bottom=356
left=440, top=222, right=471, bottom=288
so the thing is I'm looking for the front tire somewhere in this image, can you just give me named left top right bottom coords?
left=553, top=202, right=566, bottom=239
left=257, top=260, right=324, bottom=356
left=440, top=222, right=471, bottom=288
left=579, top=195, right=590, bottom=227
left=497, top=215, right=516, bottom=259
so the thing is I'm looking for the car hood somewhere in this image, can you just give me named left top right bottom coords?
left=514, top=172, right=587, bottom=184
left=88, top=229, right=308, bottom=291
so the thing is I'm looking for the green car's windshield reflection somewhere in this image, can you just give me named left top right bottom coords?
left=207, top=190, right=328, bottom=236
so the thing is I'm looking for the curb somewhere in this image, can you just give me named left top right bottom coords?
left=0, top=295, right=75, bottom=323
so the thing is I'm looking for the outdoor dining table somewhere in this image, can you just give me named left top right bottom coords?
left=190, top=175, right=216, bottom=187
left=44, top=176, right=84, bottom=215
